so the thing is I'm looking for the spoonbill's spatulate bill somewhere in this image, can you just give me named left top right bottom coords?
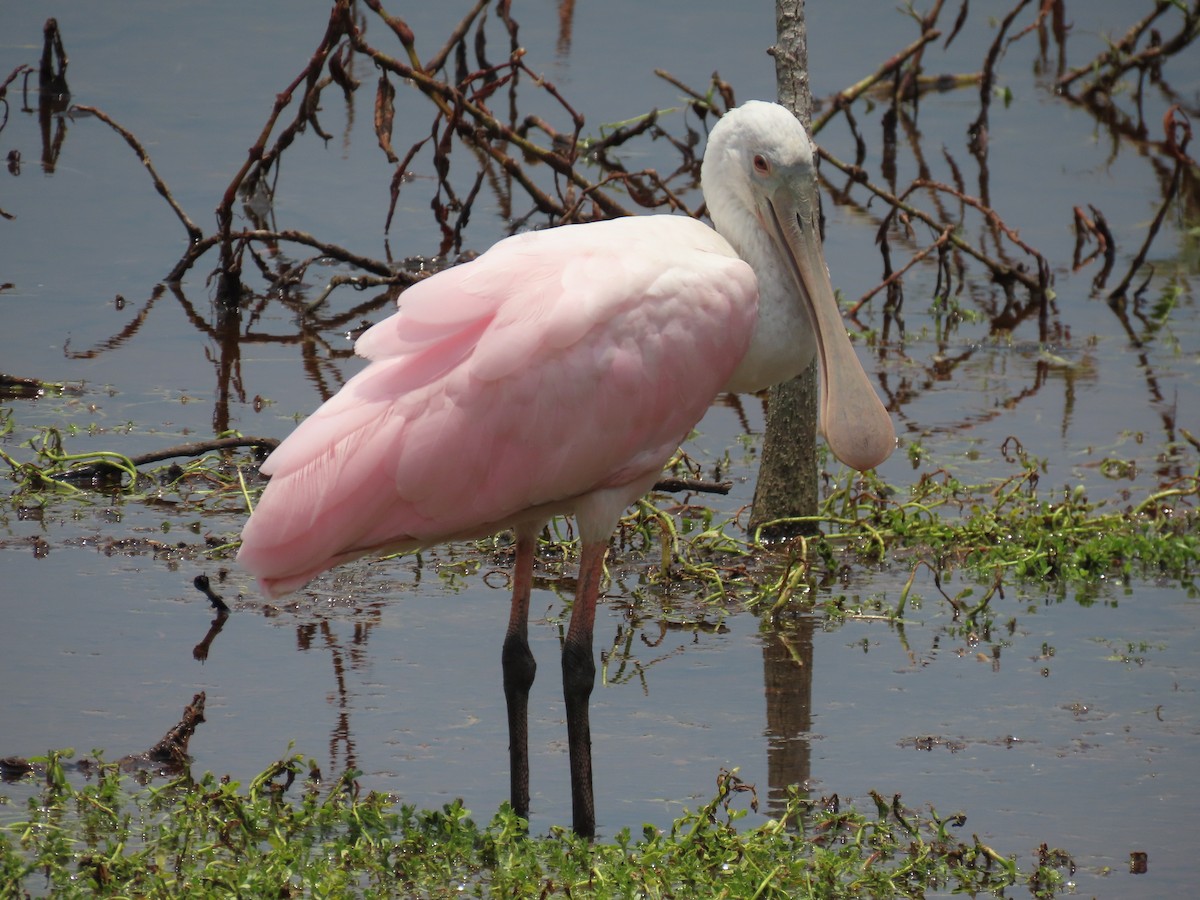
left=238, top=100, right=895, bottom=837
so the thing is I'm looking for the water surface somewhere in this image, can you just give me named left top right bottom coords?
left=2, top=2, right=1197, bottom=896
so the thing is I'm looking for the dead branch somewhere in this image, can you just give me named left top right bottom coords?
left=38, top=17, right=68, bottom=94
left=31, top=0, right=1196, bottom=362
left=0, top=694, right=207, bottom=781
left=57, top=436, right=280, bottom=486
left=811, top=29, right=942, bottom=135
left=652, top=69, right=737, bottom=116
left=969, top=0, right=1039, bottom=154
left=911, top=177, right=1049, bottom=282
left=1072, top=204, right=1116, bottom=291
left=338, top=6, right=633, bottom=219
left=422, top=0, right=490, bottom=74
left=305, top=272, right=413, bottom=312
left=0, top=63, right=34, bottom=102
left=1057, top=0, right=1199, bottom=95
left=213, top=2, right=353, bottom=296
left=139, top=692, right=206, bottom=769
left=1109, top=107, right=1191, bottom=300
left=651, top=478, right=731, bottom=496
left=70, top=104, right=202, bottom=242
left=849, top=226, right=955, bottom=315
left=168, top=228, right=404, bottom=284
left=817, top=146, right=1048, bottom=295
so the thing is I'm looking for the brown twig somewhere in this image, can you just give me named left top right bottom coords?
left=0, top=63, right=34, bottom=99
left=422, top=0, right=490, bottom=74
left=811, top=29, right=942, bottom=135
left=140, top=693, right=207, bottom=768
left=651, top=69, right=735, bottom=116
left=38, top=18, right=68, bottom=94
left=70, top=104, right=202, bottom=242
left=911, top=177, right=1049, bottom=281
left=651, top=478, right=731, bottom=496
left=817, top=147, right=1048, bottom=294
left=849, top=226, right=955, bottom=315
left=355, top=29, right=632, bottom=217
left=168, top=228, right=401, bottom=283
left=1071, top=204, right=1116, bottom=291
left=305, top=272, right=415, bottom=313
left=214, top=2, right=351, bottom=294
left=1057, top=0, right=1195, bottom=93
left=1109, top=107, right=1191, bottom=300
left=58, top=436, right=281, bottom=485
left=969, top=0, right=1037, bottom=154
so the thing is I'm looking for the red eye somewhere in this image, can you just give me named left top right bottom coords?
left=753, top=154, right=770, bottom=175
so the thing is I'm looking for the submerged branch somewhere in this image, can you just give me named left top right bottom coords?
left=54, top=436, right=280, bottom=486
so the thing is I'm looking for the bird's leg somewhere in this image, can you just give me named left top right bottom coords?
left=502, top=530, right=537, bottom=823
left=563, top=538, right=606, bottom=839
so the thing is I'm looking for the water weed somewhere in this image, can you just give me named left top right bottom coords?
left=1, top=754, right=1074, bottom=898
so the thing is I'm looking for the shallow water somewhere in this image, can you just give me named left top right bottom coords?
left=2, top=2, right=1198, bottom=896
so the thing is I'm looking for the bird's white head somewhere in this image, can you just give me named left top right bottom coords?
left=702, top=100, right=818, bottom=234
left=701, top=101, right=895, bottom=472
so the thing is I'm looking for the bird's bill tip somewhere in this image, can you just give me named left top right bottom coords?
left=780, top=201, right=896, bottom=471
left=820, top=385, right=896, bottom=471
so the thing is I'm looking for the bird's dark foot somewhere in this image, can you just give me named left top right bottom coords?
left=563, top=638, right=596, bottom=839
left=502, top=632, right=536, bottom=821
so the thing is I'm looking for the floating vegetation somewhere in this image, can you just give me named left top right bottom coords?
left=0, top=753, right=1075, bottom=898
left=3, top=420, right=1195, bottom=617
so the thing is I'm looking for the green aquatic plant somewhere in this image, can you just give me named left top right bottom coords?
left=0, top=752, right=1074, bottom=898
left=3, top=419, right=1196, bottom=620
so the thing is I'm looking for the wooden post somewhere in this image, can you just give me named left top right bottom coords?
left=750, top=0, right=820, bottom=539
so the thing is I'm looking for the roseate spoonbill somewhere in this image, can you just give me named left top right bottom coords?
left=238, top=100, right=894, bottom=837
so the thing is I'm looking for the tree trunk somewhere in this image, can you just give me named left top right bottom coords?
left=750, top=0, right=819, bottom=539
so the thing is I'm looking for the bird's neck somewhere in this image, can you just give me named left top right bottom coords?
left=714, top=205, right=817, bottom=395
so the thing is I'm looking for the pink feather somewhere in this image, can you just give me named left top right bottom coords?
left=238, top=215, right=759, bottom=597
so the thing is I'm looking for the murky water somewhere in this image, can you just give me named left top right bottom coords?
left=2, top=2, right=1198, bottom=896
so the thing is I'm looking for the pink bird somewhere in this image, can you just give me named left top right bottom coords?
left=238, top=100, right=895, bottom=837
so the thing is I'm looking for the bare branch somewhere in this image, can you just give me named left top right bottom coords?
left=70, top=104, right=202, bottom=242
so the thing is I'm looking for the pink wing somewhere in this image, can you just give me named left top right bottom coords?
left=238, top=215, right=758, bottom=597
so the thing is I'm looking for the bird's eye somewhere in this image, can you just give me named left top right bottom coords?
left=753, top=154, right=770, bottom=175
